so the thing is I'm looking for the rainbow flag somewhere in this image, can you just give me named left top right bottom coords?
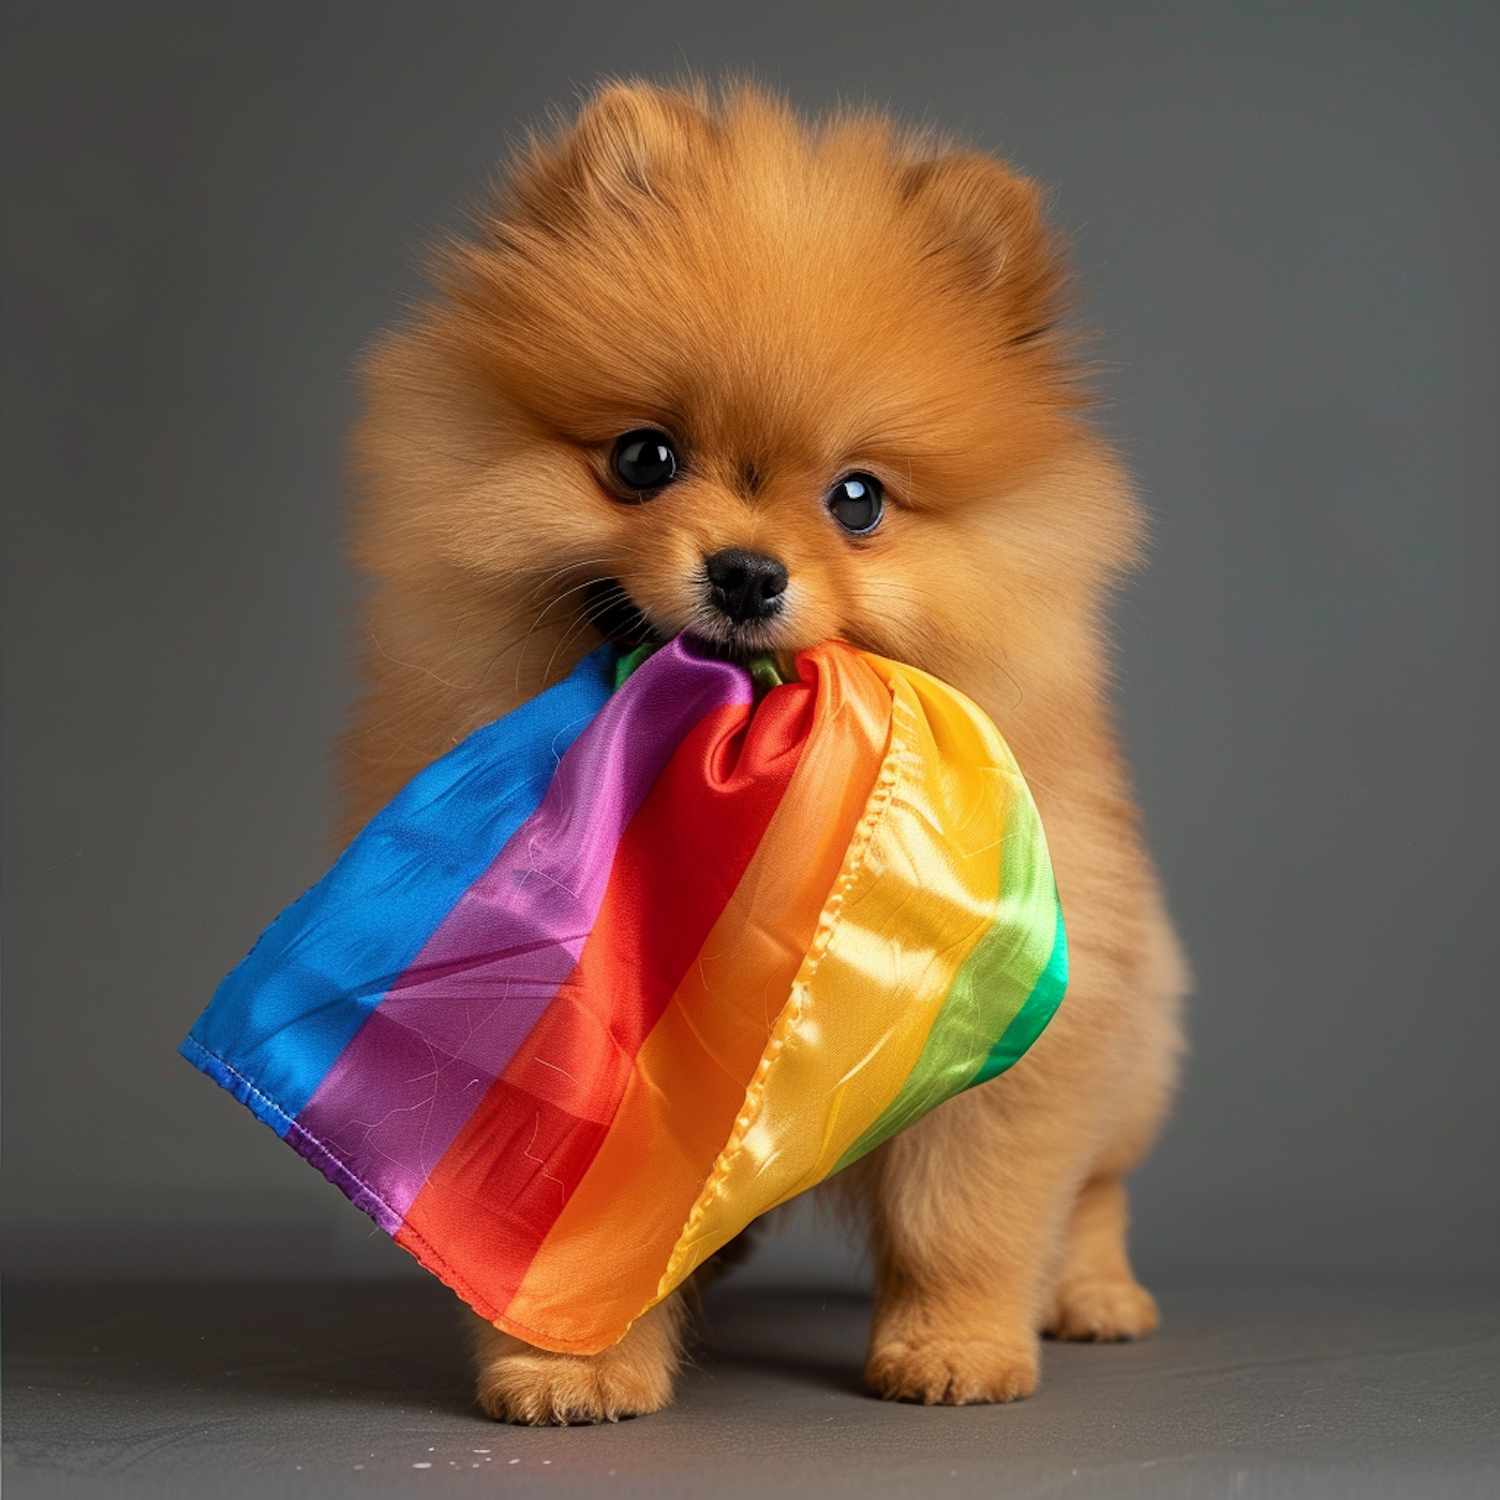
left=182, top=637, right=1065, bottom=1354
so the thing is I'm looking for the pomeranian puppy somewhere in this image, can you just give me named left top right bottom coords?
left=342, top=79, right=1188, bottom=1423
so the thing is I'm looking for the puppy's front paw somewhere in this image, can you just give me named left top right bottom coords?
left=865, top=1334, right=1039, bottom=1406
left=475, top=1341, right=674, bottom=1425
left=471, top=1300, right=682, bottom=1425
left=1045, top=1276, right=1159, bottom=1342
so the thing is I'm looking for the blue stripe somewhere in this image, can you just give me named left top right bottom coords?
left=180, top=646, right=617, bottom=1131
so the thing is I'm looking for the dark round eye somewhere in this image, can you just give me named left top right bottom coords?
left=826, top=473, right=884, bottom=534
left=610, top=429, right=678, bottom=496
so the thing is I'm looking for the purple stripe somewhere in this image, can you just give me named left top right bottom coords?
left=286, top=1121, right=404, bottom=1236
left=292, top=639, right=751, bottom=1222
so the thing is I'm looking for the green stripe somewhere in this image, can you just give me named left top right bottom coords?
left=970, top=892, right=1067, bottom=1085
left=829, top=788, right=1067, bottom=1174
left=612, top=642, right=657, bottom=689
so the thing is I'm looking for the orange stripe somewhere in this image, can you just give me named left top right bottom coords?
left=503, top=643, right=892, bottom=1349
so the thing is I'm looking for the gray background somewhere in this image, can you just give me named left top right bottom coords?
left=4, top=0, right=1496, bottom=1286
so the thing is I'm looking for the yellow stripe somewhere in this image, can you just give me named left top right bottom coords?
left=659, top=654, right=1006, bottom=1293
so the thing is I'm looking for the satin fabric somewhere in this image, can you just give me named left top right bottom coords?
left=182, top=636, right=1064, bottom=1354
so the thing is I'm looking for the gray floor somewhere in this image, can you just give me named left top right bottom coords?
left=4, top=1275, right=1498, bottom=1499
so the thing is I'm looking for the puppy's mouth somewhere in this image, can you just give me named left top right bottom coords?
left=582, top=577, right=787, bottom=663
left=583, top=578, right=655, bottom=647
left=679, top=614, right=788, bottom=662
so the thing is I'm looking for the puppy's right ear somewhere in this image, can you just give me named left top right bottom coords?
left=515, top=81, right=718, bottom=225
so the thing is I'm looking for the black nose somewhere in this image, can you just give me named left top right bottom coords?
left=705, top=548, right=788, bottom=623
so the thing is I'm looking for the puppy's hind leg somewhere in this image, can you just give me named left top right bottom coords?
left=472, top=1292, right=686, bottom=1425
left=862, top=1082, right=1083, bottom=1406
left=1044, top=1174, right=1159, bottom=1342
left=1046, top=912, right=1183, bottom=1344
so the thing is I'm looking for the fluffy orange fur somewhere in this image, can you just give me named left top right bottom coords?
left=343, top=79, right=1188, bottom=1422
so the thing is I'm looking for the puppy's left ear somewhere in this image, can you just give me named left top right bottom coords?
left=558, top=81, right=719, bottom=205
left=900, top=153, right=1065, bottom=345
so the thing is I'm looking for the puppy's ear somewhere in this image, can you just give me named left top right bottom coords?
left=901, top=153, right=1064, bottom=345
left=554, top=81, right=717, bottom=206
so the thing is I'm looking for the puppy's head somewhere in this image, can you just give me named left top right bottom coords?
left=354, top=81, right=1140, bottom=695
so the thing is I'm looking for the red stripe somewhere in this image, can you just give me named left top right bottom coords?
left=401, top=685, right=813, bottom=1323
